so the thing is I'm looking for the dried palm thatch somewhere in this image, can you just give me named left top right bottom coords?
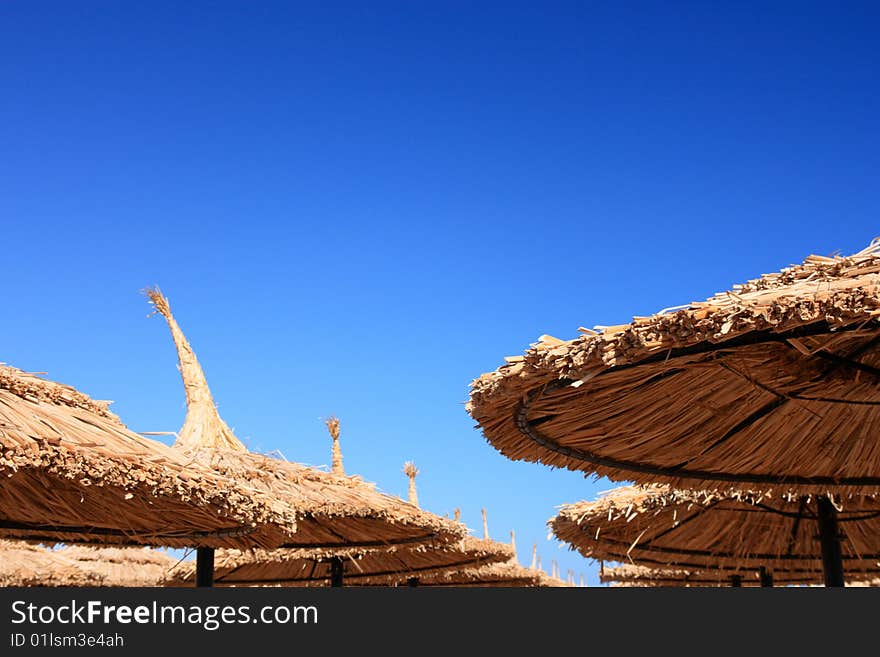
left=0, top=540, right=180, bottom=586
left=59, top=545, right=180, bottom=586
left=325, top=416, right=343, bottom=475
left=410, top=560, right=546, bottom=587
left=403, top=461, right=419, bottom=507
left=146, top=288, right=465, bottom=549
left=168, top=486, right=507, bottom=587
left=0, top=540, right=103, bottom=586
left=550, top=485, right=880, bottom=577
left=597, top=563, right=876, bottom=587
left=145, top=288, right=241, bottom=452
left=405, top=531, right=569, bottom=588
left=165, top=534, right=514, bottom=587
left=0, top=364, right=296, bottom=549
left=468, top=239, right=880, bottom=493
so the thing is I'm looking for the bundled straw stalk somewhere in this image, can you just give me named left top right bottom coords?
left=146, top=288, right=465, bottom=549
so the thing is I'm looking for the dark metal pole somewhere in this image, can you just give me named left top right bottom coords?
left=407, top=577, right=419, bottom=587
left=759, top=567, right=773, bottom=587
left=730, top=574, right=742, bottom=587
left=817, top=495, right=845, bottom=587
left=196, top=547, right=215, bottom=588
left=329, top=557, right=344, bottom=588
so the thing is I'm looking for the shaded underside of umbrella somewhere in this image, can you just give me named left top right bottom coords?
left=550, top=485, right=880, bottom=578
left=468, top=240, right=880, bottom=493
left=598, top=563, right=877, bottom=587
left=0, top=365, right=295, bottom=549
left=147, top=288, right=465, bottom=549
left=167, top=535, right=513, bottom=586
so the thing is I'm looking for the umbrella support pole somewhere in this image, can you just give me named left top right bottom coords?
left=817, top=495, right=845, bottom=587
left=730, top=575, right=742, bottom=587
left=759, top=567, right=773, bottom=587
left=407, top=577, right=419, bottom=587
left=196, top=547, right=215, bottom=588
left=330, top=557, right=344, bottom=588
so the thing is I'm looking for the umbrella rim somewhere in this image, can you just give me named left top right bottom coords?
left=515, top=320, right=880, bottom=487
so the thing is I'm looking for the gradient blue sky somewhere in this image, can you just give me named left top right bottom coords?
left=2, top=2, right=878, bottom=585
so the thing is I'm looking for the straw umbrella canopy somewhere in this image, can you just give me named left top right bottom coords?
left=145, top=288, right=465, bottom=562
left=409, top=530, right=568, bottom=587
left=0, top=540, right=103, bottom=587
left=0, top=540, right=179, bottom=586
left=468, top=240, right=880, bottom=494
left=165, top=465, right=512, bottom=587
left=550, top=485, right=880, bottom=586
left=166, top=538, right=512, bottom=587
left=59, top=545, right=180, bottom=586
left=0, top=364, right=296, bottom=550
left=597, top=563, right=846, bottom=588
left=409, top=561, right=544, bottom=587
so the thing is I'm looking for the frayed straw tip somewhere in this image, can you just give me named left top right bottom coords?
left=324, top=416, right=340, bottom=439
left=142, top=286, right=171, bottom=316
left=402, top=461, right=419, bottom=477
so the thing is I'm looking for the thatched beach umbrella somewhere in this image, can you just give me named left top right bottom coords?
left=470, top=240, right=880, bottom=585
left=0, top=540, right=179, bottom=587
left=0, top=364, right=296, bottom=551
left=166, top=537, right=512, bottom=588
left=59, top=545, right=180, bottom=586
left=0, top=540, right=103, bottom=587
left=597, top=563, right=851, bottom=588
left=146, top=288, right=465, bottom=586
left=167, top=466, right=511, bottom=588
left=406, top=529, right=568, bottom=588
left=411, top=557, right=547, bottom=587
left=550, top=485, right=880, bottom=587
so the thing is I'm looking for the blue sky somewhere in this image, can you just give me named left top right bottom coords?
left=2, top=2, right=878, bottom=585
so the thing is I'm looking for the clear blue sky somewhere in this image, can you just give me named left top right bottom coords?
left=2, top=2, right=878, bottom=586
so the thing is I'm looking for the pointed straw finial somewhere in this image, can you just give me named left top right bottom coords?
left=453, top=508, right=461, bottom=522
left=579, top=573, right=586, bottom=588
left=481, top=508, right=489, bottom=540
left=403, top=461, right=419, bottom=507
left=325, top=416, right=344, bottom=475
left=509, top=529, right=516, bottom=554
left=530, top=544, right=537, bottom=570
left=567, top=570, right=574, bottom=585
left=552, top=560, right=559, bottom=579
left=536, top=555, right=542, bottom=572
left=145, top=287, right=245, bottom=452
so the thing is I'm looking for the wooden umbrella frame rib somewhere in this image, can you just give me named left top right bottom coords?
left=0, top=520, right=255, bottom=544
